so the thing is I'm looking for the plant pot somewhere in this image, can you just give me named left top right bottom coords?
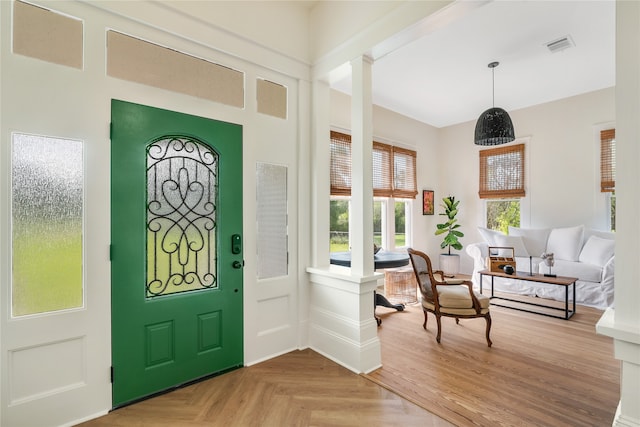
left=439, top=254, right=460, bottom=276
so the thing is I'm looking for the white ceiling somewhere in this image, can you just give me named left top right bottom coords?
left=331, top=1, right=616, bottom=128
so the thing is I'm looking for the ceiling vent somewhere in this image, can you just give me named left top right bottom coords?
left=546, top=35, right=575, bottom=53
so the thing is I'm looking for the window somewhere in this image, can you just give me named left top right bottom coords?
left=394, top=200, right=411, bottom=248
left=330, top=198, right=350, bottom=252
left=600, top=129, right=616, bottom=231
left=330, top=197, right=412, bottom=252
left=256, top=163, right=288, bottom=279
left=486, top=200, right=520, bottom=233
left=12, top=133, right=84, bottom=316
left=329, top=131, right=417, bottom=251
left=146, top=137, right=218, bottom=297
left=480, top=143, right=525, bottom=230
left=373, top=200, right=384, bottom=247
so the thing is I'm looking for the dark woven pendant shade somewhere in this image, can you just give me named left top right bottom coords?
left=474, top=61, right=515, bottom=146
left=474, top=107, right=515, bottom=146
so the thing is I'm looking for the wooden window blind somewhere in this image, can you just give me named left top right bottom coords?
left=330, top=131, right=417, bottom=198
left=600, top=129, right=616, bottom=192
left=479, top=143, right=525, bottom=199
left=373, top=142, right=393, bottom=197
left=392, top=146, right=418, bottom=198
left=330, top=131, right=352, bottom=196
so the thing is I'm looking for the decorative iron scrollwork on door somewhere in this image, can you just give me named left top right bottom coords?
left=146, top=137, right=218, bottom=297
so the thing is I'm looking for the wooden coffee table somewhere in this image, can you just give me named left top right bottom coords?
left=478, top=269, right=577, bottom=320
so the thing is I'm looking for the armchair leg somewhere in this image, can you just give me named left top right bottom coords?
left=422, top=309, right=428, bottom=329
left=435, top=314, right=442, bottom=343
left=485, top=314, right=493, bottom=347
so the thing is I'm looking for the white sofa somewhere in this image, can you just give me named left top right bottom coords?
left=466, top=225, right=615, bottom=309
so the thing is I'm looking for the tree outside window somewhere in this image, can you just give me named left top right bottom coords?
left=486, top=200, right=520, bottom=233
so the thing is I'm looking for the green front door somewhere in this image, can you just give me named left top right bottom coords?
left=110, top=100, right=243, bottom=407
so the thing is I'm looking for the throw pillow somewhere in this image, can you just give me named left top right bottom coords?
left=508, top=226, right=551, bottom=257
left=494, top=234, right=529, bottom=257
left=546, top=225, right=585, bottom=261
left=579, top=235, right=615, bottom=267
left=477, top=227, right=504, bottom=246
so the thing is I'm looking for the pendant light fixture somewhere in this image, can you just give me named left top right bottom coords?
left=474, top=61, right=515, bottom=146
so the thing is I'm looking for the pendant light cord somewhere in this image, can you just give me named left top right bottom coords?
left=488, top=61, right=499, bottom=108
left=492, top=66, right=495, bottom=107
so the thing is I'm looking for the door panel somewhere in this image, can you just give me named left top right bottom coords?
left=111, top=100, right=243, bottom=407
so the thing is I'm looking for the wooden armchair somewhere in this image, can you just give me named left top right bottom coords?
left=407, top=248, right=492, bottom=347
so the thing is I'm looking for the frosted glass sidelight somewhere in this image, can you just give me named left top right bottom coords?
left=146, top=137, right=219, bottom=297
left=256, top=163, right=288, bottom=279
left=11, top=133, right=84, bottom=317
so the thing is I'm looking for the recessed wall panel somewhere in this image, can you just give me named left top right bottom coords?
left=10, top=338, right=85, bottom=405
left=257, top=296, right=290, bottom=336
left=13, top=0, right=83, bottom=69
left=257, top=79, right=287, bottom=119
left=107, top=31, right=244, bottom=107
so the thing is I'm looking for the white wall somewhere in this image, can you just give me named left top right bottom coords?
left=156, top=1, right=313, bottom=63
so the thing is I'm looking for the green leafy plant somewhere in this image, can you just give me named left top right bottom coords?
left=435, top=196, right=464, bottom=254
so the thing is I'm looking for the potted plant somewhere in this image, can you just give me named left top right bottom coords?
left=435, top=195, right=464, bottom=276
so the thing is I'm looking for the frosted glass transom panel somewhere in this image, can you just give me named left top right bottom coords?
left=256, top=163, right=288, bottom=279
left=11, top=133, right=84, bottom=317
left=146, top=137, right=219, bottom=297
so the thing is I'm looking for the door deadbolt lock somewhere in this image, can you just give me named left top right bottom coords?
left=231, top=234, right=242, bottom=254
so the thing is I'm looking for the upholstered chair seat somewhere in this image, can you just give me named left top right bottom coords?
left=422, top=284, right=490, bottom=316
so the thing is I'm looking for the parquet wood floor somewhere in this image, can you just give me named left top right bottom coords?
left=79, top=296, right=619, bottom=427
left=78, top=348, right=451, bottom=427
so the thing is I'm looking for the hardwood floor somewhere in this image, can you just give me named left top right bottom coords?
left=78, top=349, right=451, bottom=427
left=368, top=298, right=619, bottom=427
left=79, top=297, right=618, bottom=427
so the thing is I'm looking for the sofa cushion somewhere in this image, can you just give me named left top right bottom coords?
left=508, top=226, right=551, bottom=257
left=478, top=227, right=504, bottom=246
left=494, top=234, right=529, bottom=257
left=579, top=235, right=615, bottom=267
left=546, top=225, right=584, bottom=261
left=539, top=259, right=603, bottom=282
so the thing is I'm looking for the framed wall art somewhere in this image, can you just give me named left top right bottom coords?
left=422, top=190, right=434, bottom=215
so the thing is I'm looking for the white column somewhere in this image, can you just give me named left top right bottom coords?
left=306, top=58, right=381, bottom=374
left=310, top=79, right=331, bottom=268
left=596, top=2, right=640, bottom=426
left=349, top=55, right=375, bottom=277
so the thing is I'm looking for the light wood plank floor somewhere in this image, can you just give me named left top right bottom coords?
left=368, top=296, right=619, bottom=427
left=79, top=297, right=618, bottom=427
